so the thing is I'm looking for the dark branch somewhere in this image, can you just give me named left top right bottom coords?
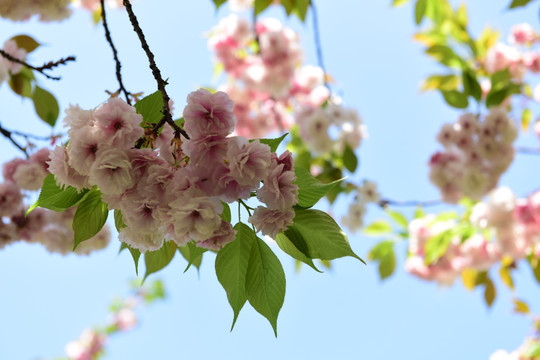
left=0, top=49, right=75, bottom=80
left=310, top=0, right=329, bottom=89
left=101, top=0, right=132, bottom=105
left=516, top=146, right=540, bottom=155
left=122, top=0, right=189, bottom=140
left=0, top=123, right=28, bottom=157
left=378, top=199, right=443, bottom=208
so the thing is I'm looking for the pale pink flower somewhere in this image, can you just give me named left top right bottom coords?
left=94, top=98, right=144, bottom=149
left=249, top=207, right=295, bottom=238
left=182, top=135, right=229, bottom=169
left=257, top=161, right=298, bottom=211
left=89, top=148, right=134, bottom=195
left=64, top=105, right=94, bottom=132
left=2, top=158, right=28, bottom=183
left=0, top=182, right=23, bottom=217
left=484, top=43, right=521, bottom=74
left=460, top=234, right=500, bottom=270
left=30, top=147, right=51, bottom=171
left=509, top=23, right=537, bottom=44
left=113, top=308, right=138, bottom=331
left=198, top=220, right=236, bottom=250
left=522, top=51, right=540, bottom=72
left=47, top=146, right=89, bottom=191
left=183, top=89, right=236, bottom=139
left=0, top=221, right=17, bottom=250
left=119, top=226, right=164, bottom=253
left=341, top=201, right=367, bottom=232
left=226, top=137, right=271, bottom=188
left=67, top=126, right=104, bottom=176
left=358, top=180, right=380, bottom=203
left=2, top=39, right=26, bottom=74
left=12, top=161, right=48, bottom=191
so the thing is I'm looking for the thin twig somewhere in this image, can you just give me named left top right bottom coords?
left=378, top=199, right=443, bottom=208
left=0, top=49, right=75, bottom=80
left=516, top=146, right=540, bottom=155
left=122, top=0, right=189, bottom=140
left=310, top=0, right=329, bottom=89
left=0, top=123, right=28, bottom=157
left=101, top=0, right=131, bottom=105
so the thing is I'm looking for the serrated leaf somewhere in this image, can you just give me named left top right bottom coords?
left=178, top=241, right=207, bottom=272
left=275, top=233, right=321, bottom=272
left=284, top=209, right=365, bottom=263
left=257, top=133, right=288, bottom=152
left=342, top=145, right=358, bottom=173
left=254, top=0, right=273, bottom=15
left=144, top=241, right=177, bottom=280
left=415, top=0, right=427, bottom=25
left=484, top=278, right=496, bottom=307
left=72, top=189, right=108, bottom=250
left=134, top=91, right=163, bottom=125
left=32, top=86, right=59, bottom=127
left=508, top=0, right=535, bottom=9
left=364, top=220, right=392, bottom=236
left=440, top=90, right=469, bottom=109
left=10, top=35, right=40, bottom=53
left=421, top=74, right=459, bottom=92
left=513, top=298, right=530, bottom=314
left=246, top=235, right=286, bottom=336
left=215, top=223, right=255, bottom=330
left=386, top=209, right=409, bottom=229
left=294, top=166, right=343, bottom=208
left=28, top=174, right=89, bottom=214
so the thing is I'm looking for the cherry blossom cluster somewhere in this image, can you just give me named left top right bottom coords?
left=72, top=0, right=124, bottom=12
left=48, top=88, right=299, bottom=252
left=429, top=109, right=517, bottom=203
left=489, top=318, right=540, bottom=360
left=341, top=180, right=380, bottom=232
left=1, top=149, right=110, bottom=255
left=0, top=38, right=27, bottom=85
left=0, top=0, right=72, bottom=22
left=405, top=187, right=540, bottom=285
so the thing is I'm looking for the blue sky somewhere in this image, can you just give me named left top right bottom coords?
left=0, top=1, right=540, bottom=359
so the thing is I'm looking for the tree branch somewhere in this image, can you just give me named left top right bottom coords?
left=122, top=0, right=189, bottom=140
left=0, top=49, right=75, bottom=81
left=516, top=146, right=540, bottom=155
left=378, top=199, right=443, bottom=208
left=310, top=0, right=329, bottom=89
left=0, top=123, right=28, bottom=157
left=101, top=0, right=132, bottom=105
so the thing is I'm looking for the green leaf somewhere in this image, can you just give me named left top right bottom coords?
left=10, top=34, right=40, bottom=53
left=275, top=233, right=321, bottom=272
left=257, top=133, right=288, bottom=152
left=28, top=174, right=88, bottom=214
left=284, top=209, right=365, bottom=263
left=414, top=0, right=427, bottom=25
left=246, top=235, right=286, bottom=336
left=32, top=86, right=59, bottom=127
left=420, top=74, right=459, bottom=92
left=425, top=45, right=464, bottom=68
left=212, top=0, right=227, bottom=9
left=254, top=0, right=273, bottom=15
left=342, top=145, right=358, bottom=173
left=215, top=223, right=256, bottom=330
left=364, top=220, right=393, bottom=236
left=508, top=0, right=535, bottom=9
left=178, top=241, right=207, bottom=272
left=114, top=209, right=127, bottom=231
left=440, top=90, right=469, bottom=109
left=525, top=343, right=540, bottom=357
left=134, top=91, right=163, bottom=125
left=486, top=84, right=521, bottom=108
left=484, top=277, right=496, bottom=307
left=292, top=0, right=309, bottom=22
left=522, top=108, right=532, bottom=131
left=120, top=242, right=141, bottom=275
left=424, top=229, right=453, bottom=265
left=386, top=209, right=409, bottom=229
left=72, top=189, right=108, bottom=250
left=144, top=241, right=177, bottom=280
left=455, top=3, right=467, bottom=27
left=294, top=166, right=343, bottom=208
left=462, top=69, right=482, bottom=102
left=513, top=298, right=530, bottom=314
left=490, top=69, right=511, bottom=90
left=9, top=70, right=33, bottom=98
left=221, top=202, right=231, bottom=223
left=392, top=0, right=410, bottom=6
left=368, top=241, right=396, bottom=280
left=530, top=256, right=540, bottom=283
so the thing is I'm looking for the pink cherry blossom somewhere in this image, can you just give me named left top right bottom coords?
left=249, top=207, right=295, bottom=238
left=94, top=97, right=144, bottom=149
left=89, top=148, right=134, bottom=196
left=257, top=160, right=298, bottom=211
left=198, top=220, right=237, bottom=250
left=226, top=137, right=271, bottom=188
left=183, top=89, right=236, bottom=139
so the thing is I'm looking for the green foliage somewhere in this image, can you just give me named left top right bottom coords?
left=414, top=0, right=427, bottom=25
left=32, top=86, right=59, bottom=127
left=72, top=189, right=108, bottom=250
left=484, top=277, right=496, bottom=307
left=28, top=174, right=88, bottom=213
left=392, top=0, right=411, bottom=6
left=386, top=209, right=409, bottom=229
left=120, top=242, right=141, bottom=275
left=144, top=241, right=177, bottom=280
left=212, top=0, right=228, bottom=9
left=424, top=228, right=453, bottom=265
left=525, top=343, right=540, bottom=357
left=11, top=34, right=40, bottom=52
left=368, top=241, right=396, bottom=280
left=134, top=90, right=163, bottom=125
left=342, top=145, right=358, bottom=173
left=294, top=166, right=343, bottom=208
left=420, top=74, right=458, bottom=91
left=275, top=233, right=321, bottom=272
left=221, top=202, right=231, bottom=223
left=280, top=0, right=310, bottom=22
left=462, top=69, right=482, bottom=102
left=254, top=0, right=273, bottom=15
left=508, top=0, right=536, bottom=9
left=440, top=89, right=469, bottom=108
left=257, top=133, right=288, bottom=152
left=178, top=242, right=207, bottom=272
left=284, top=209, right=365, bottom=263
left=364, top=220, right=393, bottom=236
left=9, top=67, right=34, bottom=98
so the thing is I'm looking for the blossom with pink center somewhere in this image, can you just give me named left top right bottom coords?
left=119, top=226, right=165, bottom=253
left=484, top=43, right=521, bottom=74
left=0, top=182, right=23, bottom=217
left=113, top=308, right=138, bottom=331
left=48, top=146, right=89, bottom=191
left=257, top=160, right=298, bottom=211
left=94, top=98, right=144, bottom=149
left=198, top=220, right=237, bottom=250
left=64, top=105, right=94, bottom=133
left=65, top=329, right=106, bottom=360
left=460, top=234, right=500, bottom=270
left=12, top=161, right=48, bottom=191
left=509, top=23, right=537, bottom=45
left=30, top=148, right=51, bottom=170
left=226, top=137, right=271, bottom=188
left=89, top=148, right=134, bottom=196
left=67, top=126, right=104, bottom=176
left=183, top=89, right=236, bottom=139
left=249, top=207, right=295, bottom=238
left=182, top=135, right=228, bottom=169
